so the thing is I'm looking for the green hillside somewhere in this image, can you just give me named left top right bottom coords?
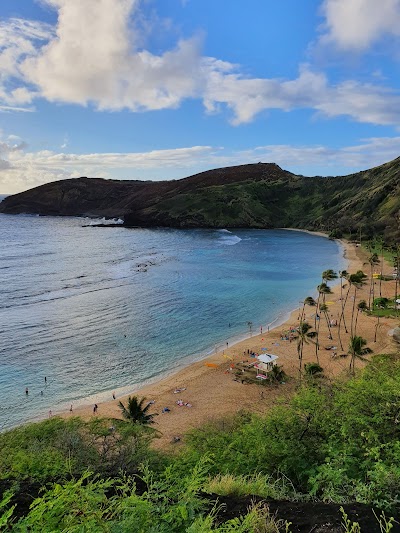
left=1, top=158, right=399, bottom=243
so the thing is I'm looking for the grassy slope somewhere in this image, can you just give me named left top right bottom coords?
left=138, top=158, right=400, bottom=242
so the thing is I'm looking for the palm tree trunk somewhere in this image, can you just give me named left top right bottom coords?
left=299, top=302, right=306, bottom=326
left=338, top=283, right=351, bottom=345
left=395, top=247, right=399, bottom=318
left=350, top=287, right=358, bottom=336
left=354, top=309, right=360, bottom=335
left=368, top=264, right=373, bottom=309
left=323, top=309, right=334, bottom=340
left=379, top=242, right=384, bottom=298
left=315, top=310, right=321, bottom=363
left=297, top=339, right=304, bottom=380
left=314, top=294, right=321, bottom=361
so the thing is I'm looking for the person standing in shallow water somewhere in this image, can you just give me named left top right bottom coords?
left=25, top=387, right=28, bottom=395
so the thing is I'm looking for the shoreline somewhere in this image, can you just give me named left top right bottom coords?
left=19, top=231, right=399, bottom=447
left=50, top=230, right=342, bottom=416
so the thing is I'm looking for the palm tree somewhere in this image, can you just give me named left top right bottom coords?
left=378, top=238, right=385, bottom=298
left=367, top=252, right=380, bottom=309
left=315, top=283, right=332, bottom=358
left=348, top=335, right=372, bottom=374
left=349, top=271, right=367, bottom=336
left=319, top=303, right=334, bottom=340
left=391, top=244, right=400, bottom=318
left=322, top=269, right=338, bottom=284
left=118, top=396, right=158, bottom=425
left=299, top=296, right=316, bottom=325
left=337, top=270, right=349, bottom=350
left=354, top=300, right=367, bottom=335
left=297, top=321, right=318, bottom=374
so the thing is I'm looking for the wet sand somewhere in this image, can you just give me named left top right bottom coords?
left=63, top=237, right=398, bottom=449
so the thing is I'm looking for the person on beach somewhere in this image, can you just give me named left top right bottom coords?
left=48, top=410, right=52, bottom=417
left=112, top=392, right=116, bottom=400
left=93, top=404, right=98, bottom=414
left=70, top=404, right=73, bottom=413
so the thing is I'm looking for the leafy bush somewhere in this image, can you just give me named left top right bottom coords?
left=304, top=363, right=323, bottom=375
left=182, top=354, right=400, bottom=511
left=0, top=417, right=159, bottom=483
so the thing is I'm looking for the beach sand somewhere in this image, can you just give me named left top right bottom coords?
left=63, top=237, right=399, bottom=449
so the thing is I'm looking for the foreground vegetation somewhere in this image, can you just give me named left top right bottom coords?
left=1, top=353, right=400, bottom=531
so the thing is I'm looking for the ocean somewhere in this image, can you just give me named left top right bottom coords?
left=0, top=213, right=346, bottom=430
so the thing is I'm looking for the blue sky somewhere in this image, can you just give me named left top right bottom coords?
left=1, top=0, right=400, bottom=193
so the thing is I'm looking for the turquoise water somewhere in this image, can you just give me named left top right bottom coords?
left=0, top=215, right=345, bottom=429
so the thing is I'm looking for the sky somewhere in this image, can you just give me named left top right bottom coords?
left=1, top=0, right=400, bottom=194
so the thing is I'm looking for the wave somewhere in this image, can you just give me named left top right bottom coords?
left=217, top=229, right=233, bottom=234
left=218, top=234, right=242, bottom=246
left=85, top=217, right=123, bottom=226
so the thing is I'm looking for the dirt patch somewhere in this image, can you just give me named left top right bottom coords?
left=213, top=495, right=400, bottom=532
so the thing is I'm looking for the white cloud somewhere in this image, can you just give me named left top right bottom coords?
left=2, top=134, right=400, bottom=194
left=1, top=1, right=400, bottom=127
left=0, top=17, right=53, bottom=107
left=19, top=0, right=202, bottom=111
left=319, top=0, right=400, bottom=51
left=203, top=63, right=400, bottom=126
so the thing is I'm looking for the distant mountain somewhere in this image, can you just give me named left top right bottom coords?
left=1, top=159, right=399, bottom=243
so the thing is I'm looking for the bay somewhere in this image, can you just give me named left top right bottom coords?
left=0, top=214, right=345, bottom=430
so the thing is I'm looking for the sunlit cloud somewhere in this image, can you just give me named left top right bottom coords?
left=319, top=0, right=400, bottom=51
left=1, top=1, right=400, bottom=126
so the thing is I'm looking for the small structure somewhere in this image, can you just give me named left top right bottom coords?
left=254, top=353, right=279, bottom=378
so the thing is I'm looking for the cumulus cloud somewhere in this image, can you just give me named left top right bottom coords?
left=319, top=0, right=400, bottom=51
left=1, top=0, right=400, bottom=126
left=19, top=0, right=202, bottom=111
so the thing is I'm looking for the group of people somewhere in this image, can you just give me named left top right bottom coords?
left=176, top=399, right=192, bottom=407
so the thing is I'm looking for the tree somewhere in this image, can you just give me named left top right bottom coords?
left=354, top=300, right=367, bottom=336
left=322, top=269, right=338, bottom=284
left=118, top=396, right=158, bottom=425
left=299, top=296, right=316, bottom=325
left=319, top=303, right=334, bottom=341
left=349, top=271, right=367, bottom=336
left=368, top=252, right=380, bottom=309
left=337, top=270, right=349, bottom=350
left=391, top=244, right=400, bottom=318
left=348, top=335, right=372, bottom=374
left=378, top=238, right=385, bottom=298
left=297, top=321, right=318, bottom=375
left=315, top=283, right=332, bottom=358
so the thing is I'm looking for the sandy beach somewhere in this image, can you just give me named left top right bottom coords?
left=64, top=236, right=399, bottom=449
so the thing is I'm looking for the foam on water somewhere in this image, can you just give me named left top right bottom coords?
left=216, top=229, right=242, bottom=245
left=84, top=217, right=123, bottom=225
